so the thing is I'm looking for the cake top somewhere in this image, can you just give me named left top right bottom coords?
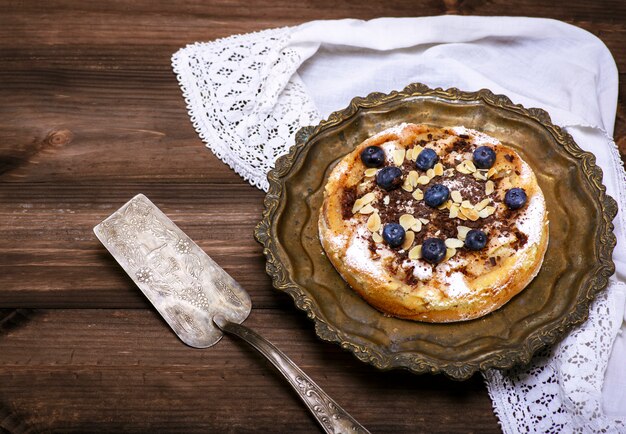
left=326, top=123, right=546, bottom=300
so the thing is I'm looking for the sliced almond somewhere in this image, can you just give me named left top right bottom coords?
left=402, top=230, right=415, bottom=250
left=360, top=191, right=376, bottom=205
left=449, top=205, right=459, bottom=219
left=411, top=145, right=424, bottom=160
left=438, top=200, right=452, bottom=210
left=417, top=175, right=430, bottom=185
left=487, top=167, right=497, bottom=179
left=393, top=149, right=406, bottom=166
left=457, top=225, right=471, bottom=240
left=411, top=220, right=422, bottom=233
left=461, top=200, right=474, bottom=209
left=494, top=169, right=512, bottom=180
left=450, top=190, right=463, bottom=203
left=485, top=180, right=495, bottom=195
left=456, top=161, right=473, bottom=174
left=456, top=212, right=468, bottom=221
left=408, top=170, right=419, bottom=187
left=456, top=162, right=471, bottom=174
left=465, top=160, right=477, bottom=173
left=383, top=195, right=390, bottom=205
left=366, top=212, right=381, bottom=232
left=409, top=245, right=422, bottom=260
left=473, top=171, right=487, bottom=181
left=419, top=218, right=430, bottom=224
left=358, top=204, right=376, bottom=214
left=361, top=192, right=376, bottom=204
left=364, top=168, right=378, bottom=177
left=475, top=198, right=491, bottom=212
left=426, top=168, right=435, bottom=179
left=352, top=200, right=364, bottom=214
left=401, top=181, right=414, bottom=193
left=462, top=207, right=480, bottom=221
left=372, top=232, right=383, bottom=243
left=478, top=206, right=497, bottom=219
left=434, top=163, right=444, bottom=176
left=412, top=188, right=424, bottom=200
left=444, top=247, right=457, bottom=261
left=445, top=238, right=464, bottom=249
left=461, top=200, right=473, bottom=209
left=399, top=214, right=416, bottom=230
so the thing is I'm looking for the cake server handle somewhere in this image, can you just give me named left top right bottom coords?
left=213, top=315, right=370, bottom=434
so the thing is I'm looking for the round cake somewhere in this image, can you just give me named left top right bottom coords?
left=318, top=123, right=549, bottom=322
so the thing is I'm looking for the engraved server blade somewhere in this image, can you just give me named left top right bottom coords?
left=93, top=193, right=252, bottom=348
left=93, top=194, right=369, bottom=434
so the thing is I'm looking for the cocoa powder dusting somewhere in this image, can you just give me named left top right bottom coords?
left=341, top=186, right=356, bottom=220
left=511, top=230, right=528, bottom=249
left=448, top=171, right=485, bottom=203
left=337, top=129, right=530, bottom=276
left=403, top=266, right=418, bottom=285
left=449, top=139, right=470, bottom=153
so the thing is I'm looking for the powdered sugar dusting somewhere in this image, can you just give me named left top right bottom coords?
left=344, top=226, right=385, bottom=279
left=452, top=126, right=500, bottom=146
left=403, top=259, right=433, bottom=281
left=516, top=192, right=546, bottom=246
left=325, top=231, right=348, bottom=252
left=381, top=141, right=400, bottom=161
left=445, top=272, right=471, bottom=298
left=441, top=178, right=465, bottom=191
left=517, top=157, right=534, bottom=183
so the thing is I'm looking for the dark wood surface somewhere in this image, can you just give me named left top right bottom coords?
left=0, top=1, right=624, bottom=432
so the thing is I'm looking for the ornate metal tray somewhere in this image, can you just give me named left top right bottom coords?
left=254, top=83, right=617, bottom=380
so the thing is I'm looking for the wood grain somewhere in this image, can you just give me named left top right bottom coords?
left=0, top=0, right=624, bottom=432
left=0, top=309, right=497, bottom=433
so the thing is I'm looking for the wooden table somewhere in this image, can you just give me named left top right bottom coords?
left=1, top=1, right=624, bottom=432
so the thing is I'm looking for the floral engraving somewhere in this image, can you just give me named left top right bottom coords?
left=135, top=267, right=154, bottom=283
left=294, top=376, right=365, bottom=433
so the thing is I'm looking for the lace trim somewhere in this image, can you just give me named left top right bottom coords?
left=172, top=26, right=320, bottom=191
left=485, top=282, right=626, bottom=433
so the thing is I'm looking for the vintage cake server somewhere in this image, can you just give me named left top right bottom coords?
left=94, top=194, right=368, bottom=434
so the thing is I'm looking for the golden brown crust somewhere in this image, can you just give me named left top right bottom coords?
left=319, top=123, right=549, bottom=322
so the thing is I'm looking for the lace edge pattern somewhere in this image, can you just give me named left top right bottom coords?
left=172, top=26, right=320, bottom=191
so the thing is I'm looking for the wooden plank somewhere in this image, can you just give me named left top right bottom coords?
left=0, top=309, right=499, bottom=433
left=0, top=183, right=289, bottom=308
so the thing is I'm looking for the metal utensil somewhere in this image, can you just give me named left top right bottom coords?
left=94, top=194, right=368, bottom=434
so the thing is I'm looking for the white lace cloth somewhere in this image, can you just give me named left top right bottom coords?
left=173, top=16, right=626, bottom=433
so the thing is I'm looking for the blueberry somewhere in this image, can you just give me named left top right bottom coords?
left=473, top=146, right=496, bottom=169
left=415, top=148, right=439, bottom=171
left=464, top=230, right=488, bottom=251
left=424, top=184, right=450, bottom=208
left=504, top=188, right=527, bottom=210
left=421, top=238, right=446, bottom=264
left=382, top=223, right=405, bottom=248
left=376, top=166, right=403, bottom=191
left=360, top=146, right=385, bottom=168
